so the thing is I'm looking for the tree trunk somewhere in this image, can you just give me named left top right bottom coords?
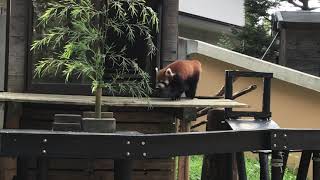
left=95, top=87, right=102, bottom=119
left=300, top=0, right=310, bottom=10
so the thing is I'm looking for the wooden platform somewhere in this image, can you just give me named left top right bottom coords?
left=0, top=92, right=248, bottom=180
left=0, top=92, right=248, bottom=108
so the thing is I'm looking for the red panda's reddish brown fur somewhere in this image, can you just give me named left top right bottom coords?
left=156, top=60, right=201, bottom=82
left=155, top=60, right=202, bottom=100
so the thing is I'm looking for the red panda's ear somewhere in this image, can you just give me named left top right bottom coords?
left=165, top=68, right=175, bottom=77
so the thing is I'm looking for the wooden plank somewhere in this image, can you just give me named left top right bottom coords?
left=27, top=158, right=174, bottom=171
left=0, top=92, right=248, bottom=108
left=22, top=108, right=176, bottom=123
left=20, top=118, right=176, bottom=133
left=114, top=112, right=175, bottom=123
left=117, top=123, right=176, bottom=134
left=27, top=170, right=174, bottom=180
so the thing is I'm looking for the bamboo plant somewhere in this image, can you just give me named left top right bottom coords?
left=31, top=0, right=159, bottom=118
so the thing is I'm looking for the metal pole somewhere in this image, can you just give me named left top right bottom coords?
left=297, top=151, right=312, bottom=180
left=259, top=153, right=270, bottom=180
left=271, top=151, right=283, bottom=180
left=313, top=151, right=320, bottom=180
left=236, top=152, right=247, bottom=180
left=260, top=32, right=279, bottom=60
left=281, top=151, right=289, bottom=179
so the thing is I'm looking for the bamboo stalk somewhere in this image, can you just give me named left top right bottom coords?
left=95, top=87, right=102, bottom=119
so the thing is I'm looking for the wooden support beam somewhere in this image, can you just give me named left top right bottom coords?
left=178, top=120, right=191, bottom=180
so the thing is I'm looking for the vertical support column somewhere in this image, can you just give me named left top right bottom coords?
left=313, top=151, right=320, bottom=180
left=16, top=157, right=29, bottom=180
left=262, top=77, right=271, bottom=115
left=259, top=153, right=270, bottom=180
left=297, top=151, right=312, bottom=180
left=281, top=151, right=289, bottom=180
left=201, top=110, right=237, bottom=180
left=7, top=0, right=28, bottom=92
left=161, top=0, right=178, bottom=67
left=271, top=151, right=283, bottom=180
left=177, top=107, right=197, bottom=180
left=236, top=152, right=247, bottom=180
left=0, top=0, right=7, bottom=92
left=7, top=0, right=30, bottom=179
left=0, top=103, right=4, bottom=129
left=37, top=157, right=48, bottom=180
left=177, top=120, right=191, bottom=180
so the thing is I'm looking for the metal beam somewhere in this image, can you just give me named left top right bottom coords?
left=0, top=129, right=318, bottom=159
left=0, top=129, right=269, bottom=158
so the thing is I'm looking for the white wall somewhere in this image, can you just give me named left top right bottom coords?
left=179, top=0, right=245, bottom=26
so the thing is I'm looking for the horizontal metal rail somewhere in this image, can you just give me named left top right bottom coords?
left=0, top=129, right=319, bottom=159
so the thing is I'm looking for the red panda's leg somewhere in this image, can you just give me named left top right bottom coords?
left=185, top=74, right=200, bottom=99
left=170, top=75, right=185, bottom=100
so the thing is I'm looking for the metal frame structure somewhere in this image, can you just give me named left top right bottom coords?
left=0, top=128, right=319, bottom=180
left=225, top=71, right=273, bottom=119
left=0, top=71, right=318, bottom=180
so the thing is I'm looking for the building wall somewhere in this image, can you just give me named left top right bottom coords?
left=280, top=28, right=320, bottom=76
left=179, top=0, right=245, bottom=27
left=178, top=25, right=222, bottom=45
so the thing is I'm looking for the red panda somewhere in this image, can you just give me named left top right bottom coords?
left=155, top=60, right=202, bottom=100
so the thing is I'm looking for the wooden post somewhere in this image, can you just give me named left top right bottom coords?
left=177, top=107, right=197, bottom=180
left=161, top=0, right=178, bottom=67
left=6, top=0, right=30, bottom=180
left=178, top=120, right=191, bottom=180
left=0, top=0, right=7, bottom=92
left=201, top=109, right=237, bottom=180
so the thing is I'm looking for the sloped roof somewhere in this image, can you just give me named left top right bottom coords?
left=275, top=11, right=320, bottom=23
left=183, top=38, right=320, bottom=93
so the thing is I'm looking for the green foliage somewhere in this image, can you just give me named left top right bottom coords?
left=190, top=156, right=203, bottom=180
left=189, top=155, right=298, bottom=180
left=31, top=0, right=158, bottom=97
left=216, top=33, right=236, bottom=50
left=218, top=0, right=279, bottom=61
